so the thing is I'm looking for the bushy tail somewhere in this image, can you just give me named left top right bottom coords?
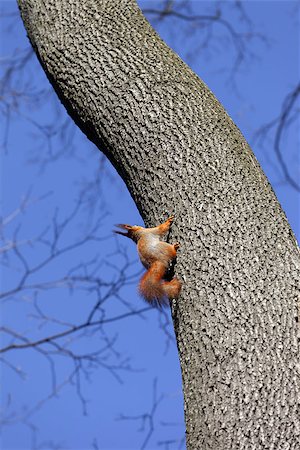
left=139, top=261, right=181, bottom=307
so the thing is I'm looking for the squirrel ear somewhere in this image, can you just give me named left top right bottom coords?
left=115, top=224, right=131, bottom=229
left=114, top=230, right=127, bottom=236
left=114, top=224, right=132, bottom=237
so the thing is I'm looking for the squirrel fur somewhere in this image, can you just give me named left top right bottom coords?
left=115, top=215, right=182, bottom=306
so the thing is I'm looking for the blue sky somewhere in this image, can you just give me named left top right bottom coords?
left=1, top=1, right=299, bottom=449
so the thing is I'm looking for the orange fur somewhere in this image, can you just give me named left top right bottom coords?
left=115, top=215, right=182, bottom=307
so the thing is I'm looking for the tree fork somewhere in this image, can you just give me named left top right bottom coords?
left=17, top=1, right=300, bottom=448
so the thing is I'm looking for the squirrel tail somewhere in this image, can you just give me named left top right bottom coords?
left=139, top=261, right=182, bottom=307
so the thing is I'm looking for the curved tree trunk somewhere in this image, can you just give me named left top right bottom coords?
left=18, top=1, right=300, bottom=448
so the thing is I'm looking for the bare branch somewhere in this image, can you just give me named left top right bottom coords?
left=117, top=378, right=164, bottom=450
left=0, top=307, right=151, bottom=354
left=255, top=83, right=300, bottom=191
left=142, top=0, right=268, bottom=82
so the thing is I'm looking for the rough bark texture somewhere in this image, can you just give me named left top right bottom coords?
left=18, top=1, right=300, bottom=448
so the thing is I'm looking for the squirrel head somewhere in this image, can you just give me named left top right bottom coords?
left=114, top=224, right=144, bottom=243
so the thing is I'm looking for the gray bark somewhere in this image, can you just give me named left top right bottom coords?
left=17, top=0, right=300, bottom=448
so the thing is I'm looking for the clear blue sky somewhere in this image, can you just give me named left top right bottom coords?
left=1, top=1, right=299, bottom=449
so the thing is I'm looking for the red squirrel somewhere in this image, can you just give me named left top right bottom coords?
left=115, top=215, right=182, bottom=306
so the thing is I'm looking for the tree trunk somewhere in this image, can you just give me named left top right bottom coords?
left=17, top=0, right=300, bottom=448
